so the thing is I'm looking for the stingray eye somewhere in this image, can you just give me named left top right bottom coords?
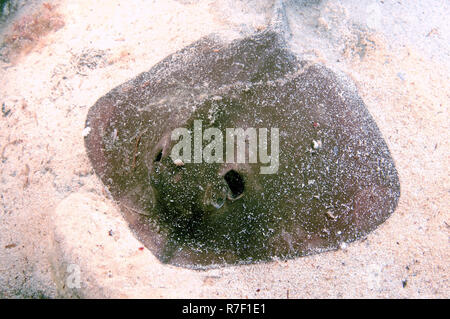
left=203, top=183, right=228, bottom=210
left=224, top=170, right=245, bottom=200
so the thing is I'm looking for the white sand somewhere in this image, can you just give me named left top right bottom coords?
left=0, top=0, right=448, bottom=298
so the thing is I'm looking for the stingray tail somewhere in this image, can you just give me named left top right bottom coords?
left=269, top=0, right=292, bottom=40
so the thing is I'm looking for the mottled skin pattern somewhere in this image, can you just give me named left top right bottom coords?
left=84, top=30, right=400, bottom=268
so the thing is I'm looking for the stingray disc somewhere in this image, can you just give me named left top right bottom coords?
left=84, top=31, right=400, bottom=268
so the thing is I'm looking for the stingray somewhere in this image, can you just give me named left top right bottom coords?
left=84, top=3, right=400, bottom=268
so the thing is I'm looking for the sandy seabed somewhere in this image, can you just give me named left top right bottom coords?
left=0, top=0, right=448, bottom=298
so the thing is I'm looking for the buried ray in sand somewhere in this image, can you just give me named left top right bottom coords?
left=84, top=28, right=400, bottom=268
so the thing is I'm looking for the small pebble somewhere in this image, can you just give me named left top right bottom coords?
left=173, top=158, right=184, bottom=166
left=82, top=127, right=91, bottom=137
left=312, top=139, right=322, bottom=149
left=402, top=279, right=407, bottom=288
left=326, top=210, right=337, bottom=219
left=397, top=72, right=406, bottom=81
